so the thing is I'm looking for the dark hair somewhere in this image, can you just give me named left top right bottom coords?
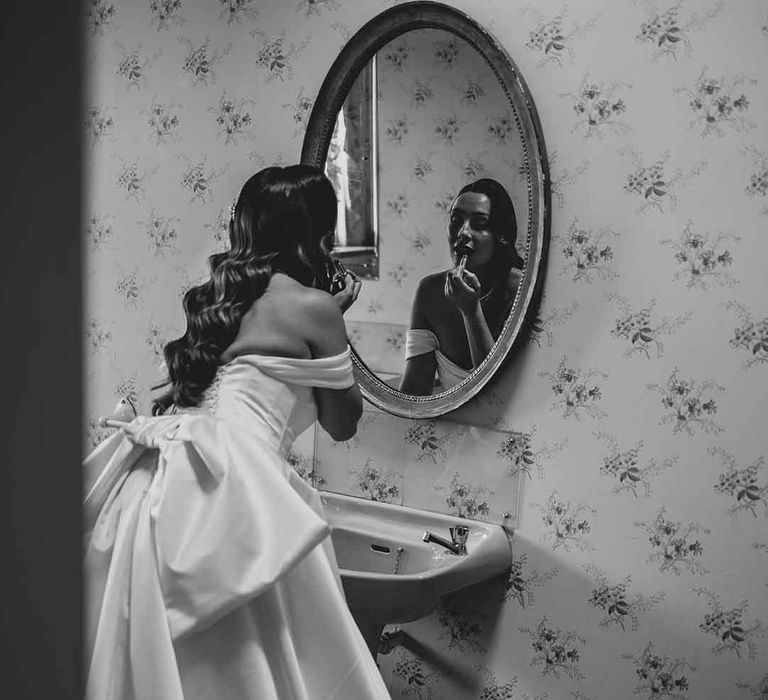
left=457, top=178, right=524, bottom=271
left=151, top=164, right=338, bottom=415
left=454, top=178, right=525, bottom=337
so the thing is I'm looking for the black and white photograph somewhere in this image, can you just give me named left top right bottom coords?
left=4, top=1, right=767, bottom=698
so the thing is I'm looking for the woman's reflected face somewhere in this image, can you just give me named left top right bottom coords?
left=448, top=192, right=494, bottom=269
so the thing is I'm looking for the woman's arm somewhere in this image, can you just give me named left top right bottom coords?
left=399, top=353, right=437, bottom=396
left=301, top=290, right=363, bottom=442
left=444, top=268, right=495, bottom=367
left=398, top=278, right=438, bottom=395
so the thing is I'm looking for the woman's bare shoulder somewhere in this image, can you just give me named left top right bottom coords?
left=421, top=270, right=447, bottom=285
left=495, top=267, right=523, bottom=310
left=408, top=271, right=450, bottom=328
left=230, top=274, right=342, bottom=356
left=292, top=284, right=339, bottom=318
left=507, top=266, right=523, bottom=289
left=253, top=274, right=336, bottom=322
left=415, top=270, right=447, bottom=296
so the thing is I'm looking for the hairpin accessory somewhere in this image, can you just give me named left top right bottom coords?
left=228, top=201, right=237, bottom=222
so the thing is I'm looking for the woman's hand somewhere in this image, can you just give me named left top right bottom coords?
left=332, top=271, right=362, bottom=314
left=444, top=264, right=481, bottom=315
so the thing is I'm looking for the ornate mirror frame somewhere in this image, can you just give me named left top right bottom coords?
left=301, top=0, right=550, bottom=419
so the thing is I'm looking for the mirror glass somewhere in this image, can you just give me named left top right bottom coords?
left=326, top=28, right=529, bottom=392
left=302, top=3, right=549, bottom=418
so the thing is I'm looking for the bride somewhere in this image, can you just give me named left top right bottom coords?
left=83, top=164, right=391, bottom=699
left=399, top=178, right=524, bottom=395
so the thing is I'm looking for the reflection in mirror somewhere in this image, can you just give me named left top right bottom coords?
left=325, top=60, right=378, bottom=280
left=399, top=178, right=524, bottom=395
left=326, top=28, right=530, bottom=395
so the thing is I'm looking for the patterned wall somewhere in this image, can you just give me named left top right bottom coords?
left=84, top=1, right=768, bottom=698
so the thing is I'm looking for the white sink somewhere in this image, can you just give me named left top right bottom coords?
left=320, top=491, right=513, bottom=629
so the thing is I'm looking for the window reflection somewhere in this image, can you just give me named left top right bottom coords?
left=326, top=109, right=353, bottom=247
left=324, top=58, right=379, bottom=279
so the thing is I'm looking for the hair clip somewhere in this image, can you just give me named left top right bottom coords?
left=228, top=201, right=237, bottom=222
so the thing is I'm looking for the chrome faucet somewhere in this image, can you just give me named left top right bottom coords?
left=422, top=525, right=470, bottom=555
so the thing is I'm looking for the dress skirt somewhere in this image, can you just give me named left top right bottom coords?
left=84, top=413, right=391, bottom=700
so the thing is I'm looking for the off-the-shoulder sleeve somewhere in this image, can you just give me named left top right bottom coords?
left=245, top=347, right=355, bottom=389
left=405, top=328, right=439, bottom=360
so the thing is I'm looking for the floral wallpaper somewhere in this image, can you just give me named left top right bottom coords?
left=315, top=410, right=523, bottom=526
left=84, top=1, right=768, bottom=698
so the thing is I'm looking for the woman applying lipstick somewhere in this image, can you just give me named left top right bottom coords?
left=398, top=178, right=524, bottom=396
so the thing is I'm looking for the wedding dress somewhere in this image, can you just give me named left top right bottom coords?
left=84, top=348, right=391, bottom=700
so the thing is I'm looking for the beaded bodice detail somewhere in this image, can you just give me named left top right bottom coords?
left=196, top=350, right=355, bottom=454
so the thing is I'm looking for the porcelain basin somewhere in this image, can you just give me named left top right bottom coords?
left=320, top=491, right=513, bottom=624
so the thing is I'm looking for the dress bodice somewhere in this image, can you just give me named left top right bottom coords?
left=195, top=349, right=355, bottom=454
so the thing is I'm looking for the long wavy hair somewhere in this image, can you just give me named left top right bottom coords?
left=151, top=164, right=338, bottom=415
left=455, top=178, right=525, bottom=336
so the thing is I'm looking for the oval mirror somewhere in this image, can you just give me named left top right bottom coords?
left=301, top=1, right=550, bottom=418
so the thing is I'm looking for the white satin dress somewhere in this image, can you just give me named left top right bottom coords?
left=83, top=349, right=391, bottom=700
